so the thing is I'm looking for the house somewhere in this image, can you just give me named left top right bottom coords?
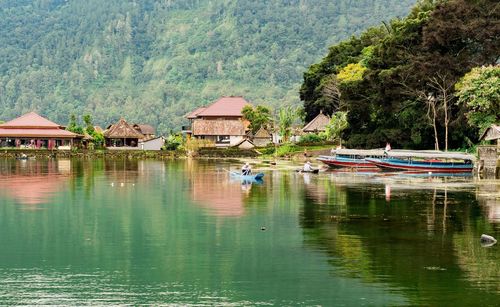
left=139, top=136, right=165, bottom=151
left=104, top=118, right=144, bottom=148
left=133, top=124, right=156, bottom=140
left=184, top=96, right=251, bottom=147
left=479, top=124, right=500, bottom=146
left=0, top=112, right=81, bottom=149
left=235, top=138, right=255, bottom=149
left=303, top=111, right=330, bottom=134
left=252, top=127, right=272, bottom=147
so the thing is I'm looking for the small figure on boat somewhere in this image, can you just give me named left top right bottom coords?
left=385, top=142, right=391, bottom=152
left=242, top=162, right=252, bottom=175
left=303, top=161, right=313, bottom=172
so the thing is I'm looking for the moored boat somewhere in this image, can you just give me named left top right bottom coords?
left=317, top=149, right=384, bottom=169
left=365, top=150, right=475, bottom=173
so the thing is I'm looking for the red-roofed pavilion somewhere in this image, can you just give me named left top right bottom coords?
left=0, top=112, right=81, bottom=149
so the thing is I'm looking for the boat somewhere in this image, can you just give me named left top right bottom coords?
left=317, top=149, right=385, bottom=169
left=296, top=169, right=320, bottom=174
left=365, top=150, right=475, bottom=173
left=230, top=171, right=265, bottom=181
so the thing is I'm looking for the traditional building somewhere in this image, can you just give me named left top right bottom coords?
left=0, top=112, right=81, bottom=149
left=303, top=111, right=330, bottom=134
left=104, top=118, right=144, bottom=148
left=252, top=127, right=272, bottom=147
left=133, top=124, right=156, bottom=140
left=184, top=96, right=251, bottom=147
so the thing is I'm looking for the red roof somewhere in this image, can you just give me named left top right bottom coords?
left=196, top=96, right=251, bottom=117
left=0, top=112, right=79, bottom=138
left=0, top=128, right=78, bottom=138
left=0, top=112, right=62, bottom=128
left=186, top=107, right=207, bottom=119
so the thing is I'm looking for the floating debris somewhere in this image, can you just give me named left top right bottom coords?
left=424, top=266, right=447, bottom=271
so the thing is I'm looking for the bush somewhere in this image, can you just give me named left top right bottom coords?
left=276, top=143, right=299, bottom=157
left=297, top=133, right=326, bottom=145
left=164, top=134, right=183, bottom=150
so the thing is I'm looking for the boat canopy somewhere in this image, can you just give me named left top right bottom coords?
left=387, top=150, right=475, bottom=161
left=332, top=149, right=385, bottom=156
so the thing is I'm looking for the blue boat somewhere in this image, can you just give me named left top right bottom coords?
left=230, top=171, right=265, bottom=181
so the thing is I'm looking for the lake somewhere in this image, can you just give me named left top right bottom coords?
left=0, top=158, right=499, bottom=306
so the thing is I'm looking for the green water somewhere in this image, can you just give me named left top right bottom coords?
left=0, top=159, right=498, bottom=306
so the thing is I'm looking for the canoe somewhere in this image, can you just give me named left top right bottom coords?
left=296, top=169, right=319, bottom=174
left=230, top=172, right=265, bottom=180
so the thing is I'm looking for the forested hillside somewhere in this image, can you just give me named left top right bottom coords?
left=301, top=0, right=499, bottom=150
left=0, top=0, right=415, bottom=132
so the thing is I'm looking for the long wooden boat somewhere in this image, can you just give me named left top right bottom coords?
left=365, top=150, right=475, bottom=173
left=230, top=172, right=265, bottom=181
left=317, top=149, right=385, bottom=169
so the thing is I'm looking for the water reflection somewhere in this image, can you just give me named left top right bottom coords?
left=0, top=159, right=498, bottom=305
left=298, top=170, right=500, bottom=304
left=0, top=159, right=71, bottom=205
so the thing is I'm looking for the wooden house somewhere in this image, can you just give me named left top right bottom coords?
left=184, top=96, right=251, bottom=147
left=303, top=111, right=330, bottom=134
left=0, top=112, right=81, bottom=149
left=479, top=124, right=500, bottom=146
left=104, top=118, right=144, bottom=148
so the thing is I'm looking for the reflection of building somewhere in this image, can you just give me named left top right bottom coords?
left=0, top=160, right=70, bottom=205
left=186, top=160, right=248, bottom=217
left=0, top=112, right=81, bottom=149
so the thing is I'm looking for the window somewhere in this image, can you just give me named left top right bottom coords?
left=216, top=135, right=230, bottom=144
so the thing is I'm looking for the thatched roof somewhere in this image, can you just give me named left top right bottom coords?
left=479, top=124, right=500, bottom=141
left=254, top=127, right=272, bottom=138
left=303, top=111, right=330, bottom=132
left=133, top=124, right=155, bottom=135
left=104, top=118, right=144, bottom=139
left=192, top=119, right=246, bottom=136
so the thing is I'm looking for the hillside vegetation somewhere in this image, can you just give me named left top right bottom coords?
left=0, top=0, right=415, bottom=132
left=301, top=0, right=499, bottom=149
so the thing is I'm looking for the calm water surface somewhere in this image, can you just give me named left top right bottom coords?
left=0, top=158, right=499, bottom=306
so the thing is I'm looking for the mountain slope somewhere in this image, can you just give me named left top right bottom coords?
left=0, top=0, right=416, bottom=132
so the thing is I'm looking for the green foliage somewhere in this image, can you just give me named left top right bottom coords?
left=301, top=0, right=500, bottom=149
left=242, top=105, right=272, bottom=134
left=337, top=63, right=366, bottom=84
left=456, top=65, right=500, bottom=129
left=67, top=114, right=84, bottom=135
left=325, top=111, right=349, bottom=142
left=164, top=134, right=183, bottom=151
left=298, top=133, right=326, bottom=145
left=278, top=106, right=299, bottom=142
left=0, top=0, right=416, bottom=133
left=276, top=143, right=299, bottom=157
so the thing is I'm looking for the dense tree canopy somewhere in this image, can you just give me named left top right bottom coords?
left=0, top=0, right=416, bottom=134
left=301, top=0, right=500, bottom=149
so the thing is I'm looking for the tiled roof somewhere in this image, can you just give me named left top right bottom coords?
left=0, top=128, right=79, bottom=138
left=303, top=112, right=330, bottom=132
left=104, top=118, right=144, bottom=139
left=196, top=96, right=250, bottom=117
left=186, top=107, right=207, bottom=119
left=192, top=119, right=246, bottom=136
left=0, top=112, right=62, bottom=128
